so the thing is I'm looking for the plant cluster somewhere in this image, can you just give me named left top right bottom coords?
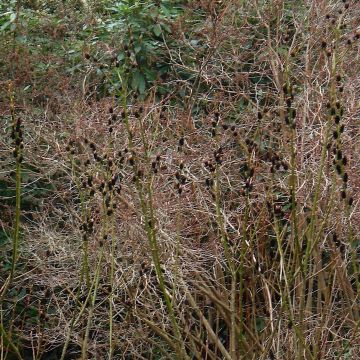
left=1, top=0, right=360, bottom=359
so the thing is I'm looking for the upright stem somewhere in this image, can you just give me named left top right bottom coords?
left=9, top=82, right=21, bottom=284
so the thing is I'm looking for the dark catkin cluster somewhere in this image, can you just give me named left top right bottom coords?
left=106, top=194, right=115, bottom=216
left=240, top=163, right=255, bottom=180
left=65, top=139, right=76, bottom=156
left=178, top=136, right=185, bottom=151
left=266, top=200, right=286, bottom=223
left=107, top=106, right=118, bottom=133
left=87, top=141, right=102, bottom=163
left=210, top=111, right=220, bottom=137
left=204, top=160, right=216, bottom=174
left=205, top=177, right=214, bottom=189
left=326, top=95, right=352, bottom=204
left=98, top=171, right=120, bottom=215
left=159, top=105, right=167, bottom=120
left=151, top=154, right=161, bottom=174
left=281, top=24, right=295, bottom=46
left=336, top=74, right=344, bottom=94
left=263, top=149, right=287, bottom=174
left=80, top=217, right=94, bottom=241
left=283, top=83, right=296, bottom=129
left=329, top=100, right=353, bottom=206
left=203, top=160, right=216, bottom=199
left=11, top=117, right=24, bottom=164
left=332, top=232, right=345, bottom=256
left=245, top=138, right=259, bottom=155
left=174, top=163, right=186, bottom=195
left=231, top=124, right=238, bottom=137
left=213, top=147, right=223, bottom=165
left=87, top=175, right=96, bottom=197
left=239, top=161, right=254, bottom=195
left=346, top=29, right=360, bottom=46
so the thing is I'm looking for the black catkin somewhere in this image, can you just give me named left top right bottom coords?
left=336, top=164, right=342, bottom=175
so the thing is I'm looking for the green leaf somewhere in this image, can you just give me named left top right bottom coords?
left=131, top=70, right=146, bottom=94
left=134, top=44, right=142, bottom=54
left=153, top=23, right=162, bottom=37
left=0, top=20, right=12, bottom=31
left=143, top=67, right=157, bottom=82
left=256, top=317, right=265, bottom=332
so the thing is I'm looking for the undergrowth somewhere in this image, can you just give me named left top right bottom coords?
left=1, top=0, right=360, bottom=359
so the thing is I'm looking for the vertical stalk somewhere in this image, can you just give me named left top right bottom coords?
left=9, top=82, right=21, bottom=284
left=116, top=70, right=188, bottom=359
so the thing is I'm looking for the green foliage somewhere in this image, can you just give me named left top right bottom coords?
left=100, top=0, right=184, bottom=95
left=0, top=9, right=16, bottom=32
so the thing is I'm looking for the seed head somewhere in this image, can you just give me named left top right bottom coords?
left=341, top=190, right=346, bottom=200
left=336, top=164, right=342, bottom=174
left=205, top=178, right=213, bottom=187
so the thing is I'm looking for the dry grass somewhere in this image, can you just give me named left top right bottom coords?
left=1, top=0, right=360, bottom=359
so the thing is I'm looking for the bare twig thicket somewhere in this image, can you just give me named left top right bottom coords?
left=1, top=0, right=360, bottom=359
